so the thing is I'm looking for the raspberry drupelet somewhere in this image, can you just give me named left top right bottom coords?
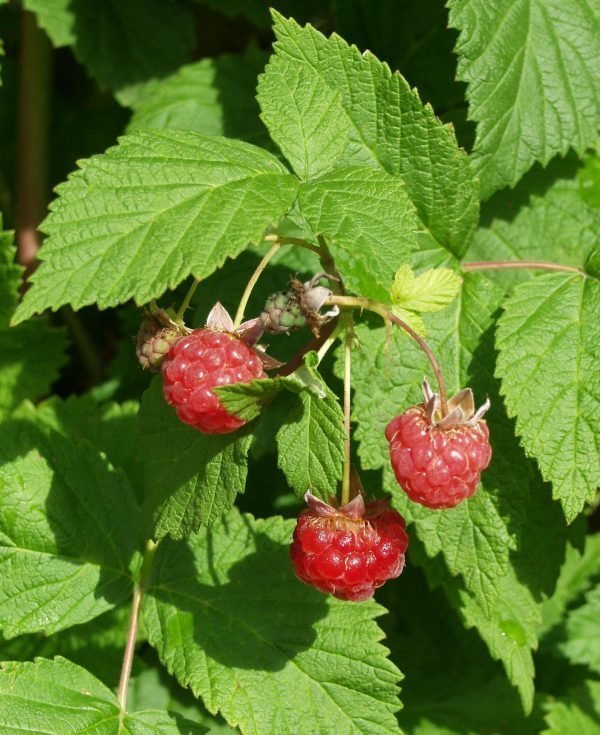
left=291, top=492, right=409, bottom=602
left=386, top=379, right=492, bottom=509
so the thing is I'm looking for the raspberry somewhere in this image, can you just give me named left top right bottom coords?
left=386, top=380, right=492, bottom=509
left=290, top=492, right=409, bottom=602
left=161, top=328, right=266, bottom=434
left=135, top=309, right=188, bottom=372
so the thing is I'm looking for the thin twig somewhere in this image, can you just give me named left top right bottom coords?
left=234, top=242, right=281, bottom=328
left=175, top=278, right=200, bottom=323
left=117, top=539, right=159, bottom=717
left=263, top=234, right=323, bottom=256
left=278, top=318, right=338, bottom=376
left=462, top=260, right=583, bottom=275
left=341, top=318, right=353, bottom=507
left=327, top=294, right=449, bottom=415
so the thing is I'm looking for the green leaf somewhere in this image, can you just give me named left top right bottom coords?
left=0, top=658, right=206, bottom=734
left=390, top=264, right=463, bottom=313
left=0, top=419, right=141, bottom=638
left=275, top=356, right=345, bottom=498
left=258, top=54, right=351, bottom=180
left=215, top=375, right=303, bottom=422
left=468, top=156, right=600, bottom=289
left=138, top=378, right=252, bottom=540
left=270, top=11, right=479, bottom=259
left=128, top=48, right=270, bottom=148
left=143, top=508, right=402, bottom=735
left=448, top=0, right=600, bottom=199
left=495, top=272, right=600, bottom=520
left=25, top=0, right=195, bottom=104
left=542, top=680, right=600, bottom=735
left=560, top=587, right=600, bottom=674
left=13, top=130, right=298, bottom=323
left=298, top=167, right=419, bottom=300
left=0, top=224, right=68, bottom=417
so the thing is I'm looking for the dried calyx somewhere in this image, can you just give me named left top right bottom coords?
left=422, top=377, right=490, bottom=429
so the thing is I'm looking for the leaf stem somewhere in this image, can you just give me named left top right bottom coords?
left=278, top=317, right=338, bottom=376
left=263, top=234, right=323, bottom=256
left=233, top=242, right=282, bottom=328
left=462, top=260, right=583, bottom=275
left=175, top=278, right=200, bottom=323
left=117, top=539, right=159, bottom=717
left=16, top=10, right=52, bottom=270
left=327, top=294, right=448, bottom=415
left=341, top=317, right=353, bottom=507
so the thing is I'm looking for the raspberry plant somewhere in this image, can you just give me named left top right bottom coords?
left=1, top=2, right=599, bottom=734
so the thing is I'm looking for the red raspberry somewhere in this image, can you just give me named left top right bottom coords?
left=161, top=328, right=266, bottom=434
left=290, top=492, right=409, bottom=602
left=386, top=381, right=492, bottom=509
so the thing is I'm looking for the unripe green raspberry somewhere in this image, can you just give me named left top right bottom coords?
left=136, top=315, right=185, bottom=372
left=260, top=291, right=307, bottom=334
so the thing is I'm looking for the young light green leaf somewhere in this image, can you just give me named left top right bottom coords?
left=143, top=508, right=402, bottom=735
left=389, top=306, right=427, bottom=337
left=128, top=49, right=270, bottom=148
left=13, top=130, right=298, bottom=323
left=560, top=587, right=600, bottom=674
left=298, top=167, right=419, bottom=300
left=448, top=0, right=600, bottom=199
left=0, top=658, right=206, bottom=734
left=275, top=357, right=345, bottom=498
left=0, top=421, right=140, bottom=638
left=138, top=378, right=252, bottom=540
left=390, top=264, right=463, bottom=312
left=258, top=54, right=351, bottom=180
left=271, top=12, right=479, bottom=259
left=496, top=272, right=600, bottom=521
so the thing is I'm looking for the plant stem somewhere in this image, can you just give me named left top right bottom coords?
left=263, top=234, right=323, bottom=256
left=462, top=260, right=583, bottom=275
left=327, top=294, right=449, bottom=415
left=16, top=10, right=52, bottom=270
left=341, top=318, right=353, bottom=507
left=317, top=236, right=344, bottom=294
left=233, top=242, right=281, bottom=328
left=117, top=539, right=159, bottom=717
left=175, top=278, right=200, bottom=322
left=278, top=317, right=338, bottom=376
left=315, top=321, right=343, bottom=364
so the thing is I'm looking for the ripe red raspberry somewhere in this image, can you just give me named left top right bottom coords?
left=162, top=328, right=266, bottom=434
left=386, top=380, right=492, bottom=509
left=291, top=492, right=409, bottom=602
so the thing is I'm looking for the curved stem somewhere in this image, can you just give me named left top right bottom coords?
left=233, top=242, right=281, bottom=328
left=462, top=260, right=583, bottom=275
left=263, top=234, right=323, bottom=256
left=117, top=539, right=159, bottom=717
left=341, top=318, right=353, bottom=507
left=327, top=295, right=449, bottom=415
left=175, top=278, right=200, bottom=323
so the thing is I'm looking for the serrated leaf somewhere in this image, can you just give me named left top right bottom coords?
left=495, top=272, right=600, bottom=521
left=560, top=587, right=600, bottom=674
left=275, top=358, right=345, bottom=498
left=13, top=130, right=298, bottom=323
left=0, top=419, right=141, bottom=638
left=128, top=49, right=269, bottom=148
left=390, top=264, right=463, bottom=313
left=22, top=0, right=74, bottom=46
left=215, top=375, right=303, bottom=422
left=0, top=225, right=21, bottom=327
left=468, top=156, right=600, bottom=289
left=270, top=12, right=479, bottom=259
left=448, top=0, right=600, bottom=199
left=143, top=508, right=402, bottom=735
left=298, top=167, right=419, bottom=299
left=138, top=379, right=252, bottom=540
left=0, top=657, right=206, bottom=734
left=258, top=54, right=351, bottom=180
left=542, top=680, right=600, bottom=735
